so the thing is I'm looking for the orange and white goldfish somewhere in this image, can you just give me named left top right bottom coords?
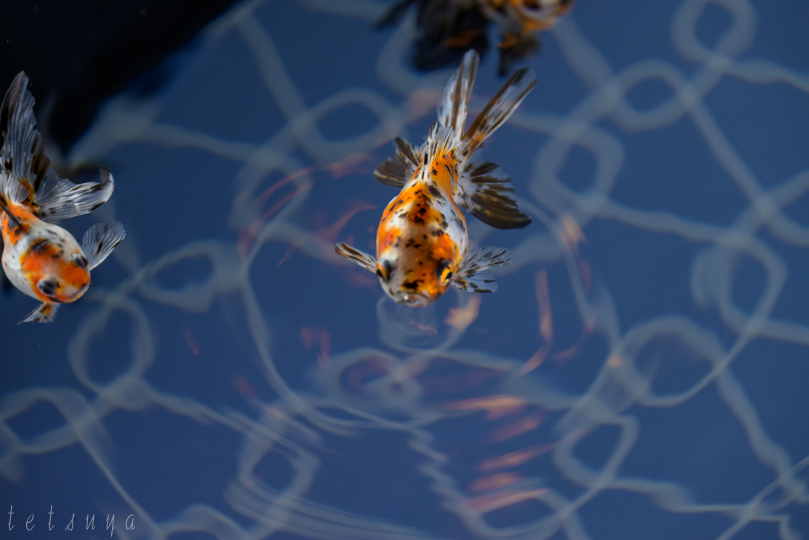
left=336, top=50, right=534, bottom=307
left=0, top=72, right=125, bottom=323
left=377, top=0, right=573, bottom=75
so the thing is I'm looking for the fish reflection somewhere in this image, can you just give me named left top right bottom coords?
left=336, top=50, right=534, bottom=307
left=0, top=72, right=125, bottom=323
left=378, top=0, right=574, bottom=74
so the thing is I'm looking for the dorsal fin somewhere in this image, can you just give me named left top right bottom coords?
left=420, top=122, right=455, bottom=170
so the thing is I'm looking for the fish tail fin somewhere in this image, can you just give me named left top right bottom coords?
left=20, top=302, right=59, bottom=323
left=452, top=67, right=535, bottom=229
left=0, top=72, right=42, bottom=206
left=461, top=66, right=536, bottom=156
left=437, top=50, right=479, bottom=136
left=1, top=72, right=115, bottom=220
left=81, top=221, right=126, bottom=270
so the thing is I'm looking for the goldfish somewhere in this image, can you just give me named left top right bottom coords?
left=335, top=50, right=535, bottom=307
left=377, top=0, right=574, bottom=74
left=0, top=72, right=125, bottom=323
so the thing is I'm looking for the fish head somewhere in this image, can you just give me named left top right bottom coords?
left=375, top=232, right=462, bottom=307
left=23, top=237, right=92, bottom=304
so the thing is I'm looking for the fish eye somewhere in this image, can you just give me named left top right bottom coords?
left=37, top=279, right=57, bottom=298
left=436, top=258, right=453, bottom=285
left=74, top=253, right=89, bottom=269
left=376, top=259, right=394, bottom=282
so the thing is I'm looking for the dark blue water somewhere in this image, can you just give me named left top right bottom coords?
left=2, top=1, right=809, bottom=539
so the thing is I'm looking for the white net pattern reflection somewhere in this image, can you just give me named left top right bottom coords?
left=2, top=0, right=808, bottom=538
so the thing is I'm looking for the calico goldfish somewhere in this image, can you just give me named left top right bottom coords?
left=377, top=0, right=573, bottom=74
left=336, top=50, right=534, bottom=307
left=0, top=72, right=126, bottom=323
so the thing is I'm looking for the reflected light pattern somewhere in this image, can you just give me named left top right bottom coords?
left=1, top=0, right=808, bottom=539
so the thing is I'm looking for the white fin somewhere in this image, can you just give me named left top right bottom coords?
left=437, top=50, right=479, bottom=135
left=461, top=67, right=537, bottom=156
left=20, top=302, right=58, bottom=324
left=453, top=246, right=511, bottom=293
left=80, top=221, right=126, bottom=270
left=36, top=166, right=115, bottom=221
left=335, top=242, right=377, bottom=273
left=0, top=171, right=29, bottom=207
left=0, top=72, right=113, bottom=220
left=0, top=72, right=41, bottom=185
left=456, top=161, right=532, bottom=229
left=373, top=137, right=419, bottom=188
left=420, top=122, right=456, bottom=176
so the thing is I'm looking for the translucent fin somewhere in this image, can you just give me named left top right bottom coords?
left=462, top=67, right=537, bottom=155
left=0, top=172, right=29, bottom=207
left=335, top=243, right=377, bottom=273
left=20, top=302, right=58, bottom=324
left=374, top=138, right=419, bottom=188
left=456, top=161, right=532, bottom=229
left=0, top=72, right=42, bottom=184
left=421, top=122, right=455, bottom=169
left=36, top=166, right=115, bottom=221
left=453, top=246, right=510, bottom=293
left=80, top=221, right=126, bottom=270
left=437, top=50, right=479, bottom=135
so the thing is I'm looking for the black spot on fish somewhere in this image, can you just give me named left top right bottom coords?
left=454, top=217, right=465, bottom=232
left=403, top=280, right=422, bottom=290
left=428, top=185, right=441, bottom=198
left=431, top=167, right=438, bottom=176
left=432, top=230, right=444, bottom=237
left=29, top=239, right=49, bottom=253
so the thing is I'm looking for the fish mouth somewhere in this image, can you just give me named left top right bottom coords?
left=396, top=292, right=431, bottom=308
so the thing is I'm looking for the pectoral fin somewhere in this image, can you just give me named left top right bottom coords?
left=453, top=246, right=510, bottom=293
left=20, top=302, right=58, bottom=323
left=80, top=221, right=126, bottom=270
left=335, top=243, right=377, bottom=273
